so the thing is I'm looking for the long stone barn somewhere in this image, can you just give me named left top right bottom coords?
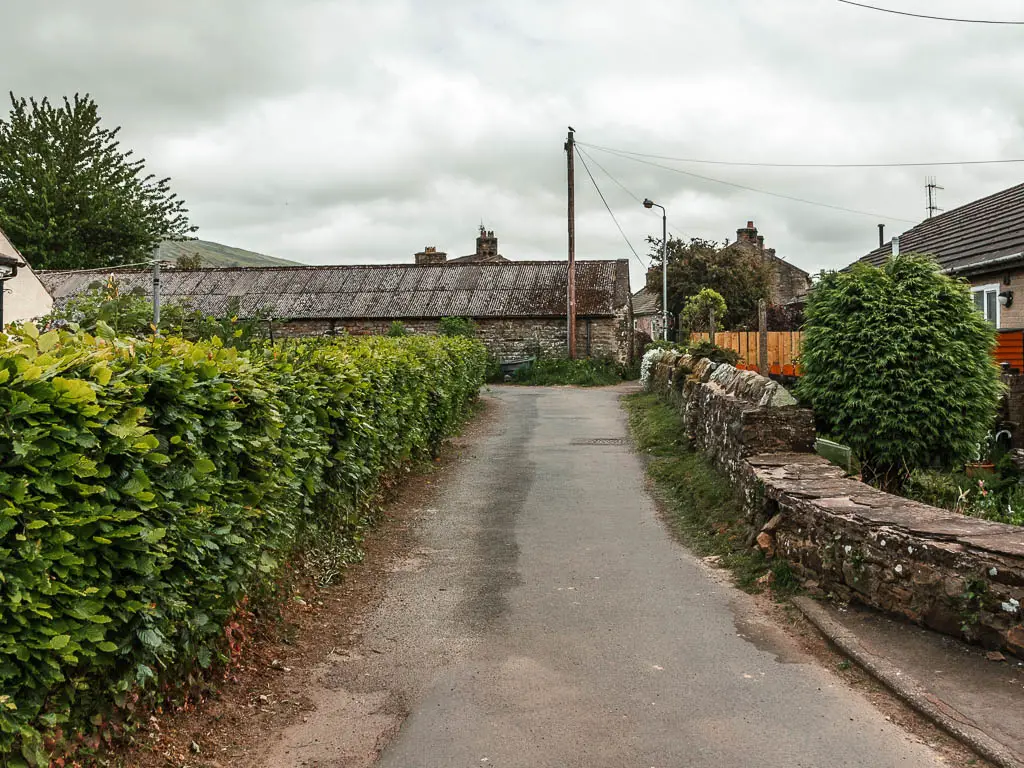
left=40, top=258, right=634, bottom=362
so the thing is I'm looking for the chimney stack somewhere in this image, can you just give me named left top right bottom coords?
left=878, top=223, right=885, bottom=248
left=415, top=246, right=447, bottom=265
left=476, top=226, right=498, bottom=260
left=736, top=220, right=758, bottom=244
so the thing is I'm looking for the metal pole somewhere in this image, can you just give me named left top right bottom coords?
left=152, top=259, right=161, bottom=330
left=565, top=127, right=577, bottom=359
left=661, top=212, right=668, bottom=341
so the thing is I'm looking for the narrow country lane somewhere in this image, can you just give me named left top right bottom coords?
left=263, top=386, right=947, bottom=768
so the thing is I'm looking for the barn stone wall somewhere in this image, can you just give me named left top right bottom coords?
left=272, top=315, right=631, bottom=362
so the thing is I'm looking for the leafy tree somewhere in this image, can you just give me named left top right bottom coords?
left=0, top=93, right=194, bottom=270
left=647, top=236, right=772, bottom=330
left=175, top=252, right=203, bottom=269
left=796, top=254, right=1002, bottom=491
left=678, top=288, right=726, bottom=333
left=387, top=320, right=409, bottom=337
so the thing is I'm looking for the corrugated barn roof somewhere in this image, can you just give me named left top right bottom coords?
left=40, top=260, right=632, bottom=320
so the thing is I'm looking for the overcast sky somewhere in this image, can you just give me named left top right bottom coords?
left=4, top=0, right=1024, bottom=288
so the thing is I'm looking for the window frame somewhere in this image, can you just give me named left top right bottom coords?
left=971, top=282, right=1001, bottom=327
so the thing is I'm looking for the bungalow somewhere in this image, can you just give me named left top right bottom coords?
left=0, top=226, right=54, bottom=325
left=40, top=230, right=634, bottom=362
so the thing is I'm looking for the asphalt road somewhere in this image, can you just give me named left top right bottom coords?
left=267, top=385, right=948, bottom=767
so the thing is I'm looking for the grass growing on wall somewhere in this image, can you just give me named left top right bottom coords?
left=624, top=393, right=799, bottom=594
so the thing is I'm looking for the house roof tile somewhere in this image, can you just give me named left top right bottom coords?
left=857, top=181, right=1024, bottom=273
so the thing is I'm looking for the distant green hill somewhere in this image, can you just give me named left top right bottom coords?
left=155, top=239, right=302, bottom=268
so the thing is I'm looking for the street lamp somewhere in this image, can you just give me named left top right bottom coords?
left=643, top=198, right=669, bottom=341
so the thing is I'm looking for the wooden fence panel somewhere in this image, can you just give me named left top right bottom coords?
left=690, top=331, right=805, bottom=374
left=688, top=328, right=1020, bottom=376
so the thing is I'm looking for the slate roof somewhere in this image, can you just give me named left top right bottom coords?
left=40, top=260, right=631, bottom=320
left=858, top=181, right=1024, bottom=274
left=632, top=287, right=659, bottom=316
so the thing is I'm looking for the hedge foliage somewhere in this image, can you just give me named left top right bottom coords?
left=796, top=254, right=1002, bottom=490
left=0, top=324, right=486, bottom=765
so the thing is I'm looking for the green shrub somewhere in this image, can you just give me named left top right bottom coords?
left=510, top=357, right=622, bottom=387
left=904, top=469, right=968, bottom=511
left=905, top=467, right=1024, bottom=526
left=685, top=339, right=740, bottom=366
left=796, top=255, right=1002, bottom=491
left=386, top=320, right=409, bottom=337
left=46, top=277, right=268, bottom=348
left=679, top=288, right=726, bottom=334
left=0, top=324, right=486, bottom=763
left=438, top=316, right=477, bottom=338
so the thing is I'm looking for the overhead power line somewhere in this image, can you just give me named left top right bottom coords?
left=836, top=0, right=1024, bottom=25
left=583, top=144, right=919, bottom=224
left=577, top=140, right=1024, bottom=169
left=573, top=147, right=649, bottom=269
left=576, top=146, right=694, bottom=243
left=43, top=260, right=159, bottom=275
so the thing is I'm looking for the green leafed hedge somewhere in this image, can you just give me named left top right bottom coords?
left=0, top=325, right=486, bottom=765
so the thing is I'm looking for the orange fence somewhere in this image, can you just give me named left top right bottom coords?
left=997, top=330, right=1024, bottom=371
left=690, top=331, right=804, bottom=377
left=693, top=328, right=1024, bottom=376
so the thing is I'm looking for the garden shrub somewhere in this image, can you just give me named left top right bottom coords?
left=510, top=357, right=621, bottom=387
left=796, top=254, right=1002, bottom=491
left=685, top=339, right=740, bottom=366
left=46, top=277, right=268, bottom=347
left=438, top=316, right=477, bottom=338
left=0, top=324, right=486, bottom=764
left=678, top=288, right=726, bottom=334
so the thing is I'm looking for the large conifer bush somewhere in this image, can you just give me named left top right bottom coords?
left=796, top=254, right=1002, bottom=491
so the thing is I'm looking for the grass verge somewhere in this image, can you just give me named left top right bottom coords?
left=624, top=392, right=800, bottom=596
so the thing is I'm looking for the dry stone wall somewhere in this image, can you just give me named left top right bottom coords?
left=647, top=352, right=1024, bottom=657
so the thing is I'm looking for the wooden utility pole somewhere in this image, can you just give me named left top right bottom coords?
left=565, top=127, right=578, bottom=359
left=758, top=299, right=768, bottom=375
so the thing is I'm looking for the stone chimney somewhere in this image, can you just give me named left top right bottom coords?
left=476, top=226, right=498, bottom=260
left=736, top=220, right=758, bottom=245
left=414, top=246, right=447, bottom=266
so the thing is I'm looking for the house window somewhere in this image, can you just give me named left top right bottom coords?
left=972, top=283, right=999, bottom=326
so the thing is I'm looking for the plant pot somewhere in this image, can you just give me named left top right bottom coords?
left=965, top=462, right=995, bottom=478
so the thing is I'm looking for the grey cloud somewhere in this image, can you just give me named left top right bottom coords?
left=3, top=0, right=1024, bottom=293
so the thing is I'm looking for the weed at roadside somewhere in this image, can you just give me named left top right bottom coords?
left=624, top=392, right=800, bottom=598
